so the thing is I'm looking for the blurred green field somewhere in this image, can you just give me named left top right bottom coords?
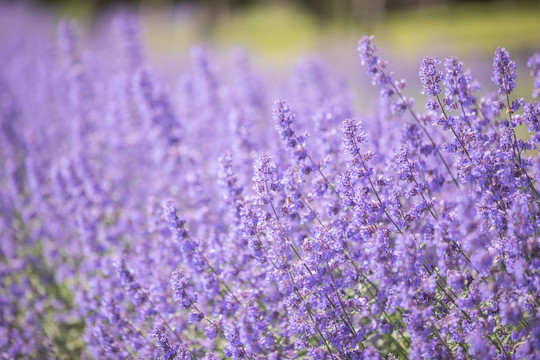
left=137, top=2, right=540, bottom=63
left=57, top=1, right=540, bottom=144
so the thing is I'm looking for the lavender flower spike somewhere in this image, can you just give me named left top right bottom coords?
left=357, top=35, right=393, bottom=91
left=170, top=268, right=193, bottom=309
left=492, top=47, right=516, bottom=95
left=273, top=100, right=295, bottom=141
left=419, top=56, right=442, bottom=96
left=163, top=200, right=195, bottom=253
left=528, top=53, right=540, bottom=98
left=252, top=153, right=280, bottom=205
left=152, top=325, right=178, bottom=360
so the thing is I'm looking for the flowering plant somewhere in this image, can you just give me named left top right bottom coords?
left=1, top=10, right=539, bottom=360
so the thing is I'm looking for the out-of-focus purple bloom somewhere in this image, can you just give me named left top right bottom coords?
left=528, top=53, right=540, bottom=98
left=163, top=200, right=196, bottom=253
left=357, top=35, right=392, bottom=89
left=170, top=269, right=193, bottom=309
left=113, top=258, right=148, bottom=306
left=273, top=100, right=295, bottom=141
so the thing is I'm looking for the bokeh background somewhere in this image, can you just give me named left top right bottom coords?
left=6, top=0, right=540, bottom=104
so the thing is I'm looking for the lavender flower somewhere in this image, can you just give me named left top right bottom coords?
left=443, top=56, right=478, bottom=110
left=492, top=47, right=516, bottom=95
left=113, top=258, right=148, bottom=306
left=3, top=8, right=540, bottom=359
left=357, top=35, right=392, bottom=90
left=528, top=53, right=540, bottom=97
left=153, top=325, right=178, bottom=360
left=419, top=56, right=442, bottom=96
left=252, top=153, right=281, bottom=205
left=163, top=200, right=196, bottom=254
left=170, top=269, right=193, bottom=309
left=342, top=118, right=367, bottom=156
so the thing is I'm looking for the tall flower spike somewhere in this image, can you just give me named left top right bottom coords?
left=252, top=153, right=280, bottom=205
left=342, top=118, right=367, bottom=156
left=357, top=35, right=392, bottom=89
left=273, top=100, right=295, bottom=141
left=170, top=268, right=193, bottom=309
left=492, top=47, right=516, bottom=95
left=523, top=102, right=540, bottom=147
left=443, top=57, right=478, bottom=110
left=273, top=100, right=312, bottom=165
left=527, top=53, right=540, bottom=98
left=114, top=13, right=145, bottom=69
left=163, top=200, right=196, bottom=254
left=133, top=67, right=182, bottom=145
left=152, top=325, right=178, bottom=360
left=218, top=151, right=244, bottom=222
left=358, top=35, right=412, bottom=114
left=57, top=19, right=91, bottom=143
left=113, top=258, right=148, bottom=306
left=419, top=56, right=442, bottom=96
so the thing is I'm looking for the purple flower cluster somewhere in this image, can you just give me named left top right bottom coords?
left=1, top=7, right=540, bottom=360
left=493, top=47, right=517, bottom=96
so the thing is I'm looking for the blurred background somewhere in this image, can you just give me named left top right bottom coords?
left=3, top=0, right=540, bottom=99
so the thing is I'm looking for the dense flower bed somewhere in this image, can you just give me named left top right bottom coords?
left=1, top=9, right=539, bottom=360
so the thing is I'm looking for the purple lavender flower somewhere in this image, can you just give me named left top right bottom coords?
left=113, top=258, right=148, bottom=306
left=4, top=9, right=540, bottom=359
left=170, top=269, right=193, bottom=309
left=252, top=153, right=281, bottom=205
left=273, top=100, right=295, bottom=141
left=358, top=35, right=415, bottom=116
left=528, top=53, right=540, bottom=98
left=163, top=200, right=196, bottom=253
left=492, top=47, right=516, bottom=95
left=443, top=56, right=478, bottom=110
left=357, top=35, right=392, bottom=90
left=523, top=101, right=540, bottom=147
left=153, top=325, right=178, bottom=360
left=342, top=118, right=367, bottom=156
left=419, top=56, right=442, bottom=96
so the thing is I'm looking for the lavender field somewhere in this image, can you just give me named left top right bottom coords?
left=1, top=4, right=540, bottom=360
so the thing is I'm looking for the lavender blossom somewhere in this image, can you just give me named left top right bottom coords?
left=419, top=56, right=442, bottom=96
left=528, top=53, right=540, bottom=98
left=252, top=153, right=281, bottom=205
left=443, top=56, right=479, bottom=110
left=357, top=35, right=393, bottom=91
left=492, top=47, right=516, bottom=95
left=153, top=325, right=178, bottom=360
left=2, top=8, right=540, bottom=359
left=170, top=269, right=194, bottom=309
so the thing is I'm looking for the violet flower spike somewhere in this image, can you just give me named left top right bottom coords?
left=419, top=56, right=443, bottom=96
left=527, top=53, right=540, bottom=98
left=492, top=47, right=516, bottom=95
